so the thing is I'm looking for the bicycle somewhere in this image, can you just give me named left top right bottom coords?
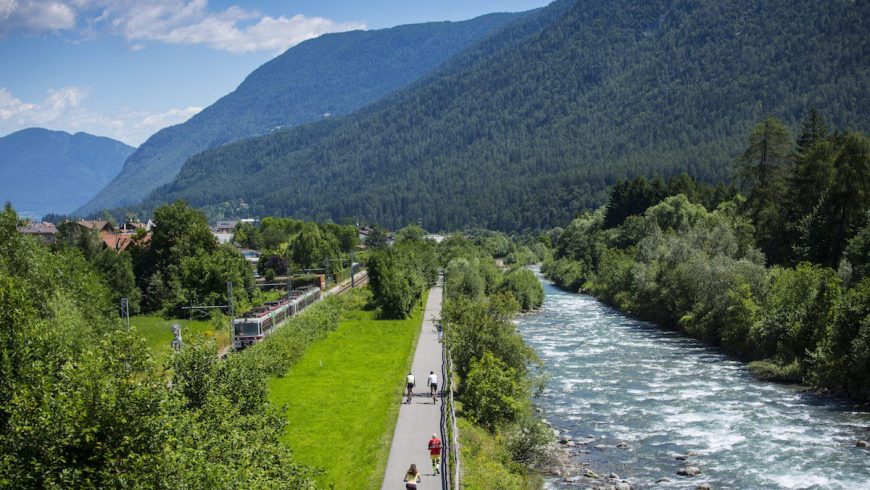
left=430, top=383, right=438, bottom=404
left=406, top=382, right=415, bottom=404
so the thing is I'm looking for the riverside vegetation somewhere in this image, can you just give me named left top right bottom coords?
left=440, top=236, right=551, bottom=489
left=362, top=227, right=552, bottom=488
left=543, top=110, right=870, bottom=401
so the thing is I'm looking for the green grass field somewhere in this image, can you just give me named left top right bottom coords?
left=133, top=290, right=285, bottom=367
left=131, top=315, right=220, bottom=368
left=268, top=292, right=427, bottom=489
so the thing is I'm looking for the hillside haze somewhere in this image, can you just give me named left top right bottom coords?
left=76, top=12, right=524, bottom=215
left=149, top=0, right=869, bottom=231
left=0, top=128, right=134, bottom=217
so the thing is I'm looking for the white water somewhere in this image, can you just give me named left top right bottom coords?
left=519, top=275, right=870, bottom=489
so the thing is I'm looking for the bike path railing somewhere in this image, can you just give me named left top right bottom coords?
left=439, top=281, right=460, bottom=490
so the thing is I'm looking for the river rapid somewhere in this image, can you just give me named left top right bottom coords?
left=519, top=273, right=870, bottom=489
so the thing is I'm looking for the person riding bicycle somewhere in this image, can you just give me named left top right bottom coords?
left=428, top=433, right=442, bottom=475
left=403, top=464, right=421, bottom=489
left=405, top=372, right=415, bottom=403
left=428, top=371, right=438, bottom=399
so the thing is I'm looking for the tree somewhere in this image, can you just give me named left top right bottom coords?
left=604, top=176, right=665, bottom=229
left=735, top=117, right=793, bottom=263
left=366, top=248, right=426, bottom=319
left=291, top=222, right=339, bottom=269
left=143, top=200, right=217, bottom=279
left=461, top=352, right=527, bottom=431
left=365, top=225, right=389, bottom=250
left=444, top=294, right=534, bottom=380
left=258, top=252, right=289, bottom=277
left=178, top=245, right=255, bottom=312
left=396, top=224, right=426, bottom=243
left=445, top=258, right=485, bottom=301
left=498, top=267, right=544, bottom=311
left=798, top=133, right=870, bottom=265
left=233, top=221, right=262, bottom=249
left=323, top=223, right=359, bottom=252
left=795, top=108, right=829, bottom=161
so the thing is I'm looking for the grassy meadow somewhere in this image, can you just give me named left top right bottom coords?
left=131, top=315, right=223, bottom=368
left=268, top=290, right=426, bottom=489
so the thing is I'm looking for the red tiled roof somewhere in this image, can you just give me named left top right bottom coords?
left=101, top=232, right=151, bottom=252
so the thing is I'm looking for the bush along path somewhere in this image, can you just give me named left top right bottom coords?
left=381, top=282, right=445, bottom=489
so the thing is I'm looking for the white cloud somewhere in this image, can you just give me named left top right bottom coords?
left=0, top=1, right=77, bottom=35
left=0, top=86, right=202, bottom=145
left=0, top=1, right=365, bottom=53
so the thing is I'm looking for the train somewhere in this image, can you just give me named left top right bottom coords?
left=232, top=286, right=321, bottom=349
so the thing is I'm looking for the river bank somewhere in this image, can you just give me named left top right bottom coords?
left=520, top=274, right=870, bottom=489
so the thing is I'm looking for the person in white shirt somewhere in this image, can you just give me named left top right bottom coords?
left=428, top=371, right=438, bottom=401
left=405, top=372, right=415, bottom=403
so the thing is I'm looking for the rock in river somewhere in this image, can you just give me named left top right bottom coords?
left=696, top=484, right=712, bottom=490
left=615, top=483, right=632, bottom=490
left=677, top=466, right=701, bottom=477
left=857, top=440, right=869, bottom=449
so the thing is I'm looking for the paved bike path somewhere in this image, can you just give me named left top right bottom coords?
left=381, top=283, right=444, bottom=489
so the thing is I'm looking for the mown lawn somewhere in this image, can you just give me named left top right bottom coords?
left=131, top=315, right=221, bottom=367
left=268, top=292, right=427, bottom=489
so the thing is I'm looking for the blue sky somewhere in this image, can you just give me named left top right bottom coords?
left=0, top=1, right=549, bottom=146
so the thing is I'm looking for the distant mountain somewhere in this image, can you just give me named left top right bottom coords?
left=150, top=0, right=869, bottom=231
left=0, top=128, right=134, bottom=217
left=75, top=12, right=525, bottom=216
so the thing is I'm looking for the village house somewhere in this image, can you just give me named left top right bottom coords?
left=17, top=221, right=58, bottom=245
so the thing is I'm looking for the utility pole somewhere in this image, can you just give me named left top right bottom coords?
left=120, top=297, right=130, bottom=330
left=227, top=281, right=235, bottom=351
left=350, top=250, right=356, bottom=288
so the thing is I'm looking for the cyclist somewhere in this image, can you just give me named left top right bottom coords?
left=428, top=433, right=442, bottom=475
left=405, top=372, right=415, bottom=404
left=428, top=370, right=438, bottom=403
left=403, top=464, right=421, bottom=489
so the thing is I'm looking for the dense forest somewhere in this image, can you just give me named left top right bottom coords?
left=544, top=111, right=870, bottom=401
left=76, top=12, right=524, bottom=215
left=139, top=0, right=869, bottom=231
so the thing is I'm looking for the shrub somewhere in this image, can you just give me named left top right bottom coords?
left=748, top=359, right=802, bottom=383
left=461, top=352, right=528, bottom=431
left=498, top=267, right=544, bottom=311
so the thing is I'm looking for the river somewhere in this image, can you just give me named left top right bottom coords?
left=518, top=273, right=870, bottom=489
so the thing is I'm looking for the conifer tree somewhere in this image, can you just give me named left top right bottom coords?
left=735, top=117, right=792, bottom=263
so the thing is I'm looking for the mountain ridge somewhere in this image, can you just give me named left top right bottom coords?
left=147, top=0, right=869, bottom=231
left=0, top=128, right=134, bottom=217
left=75, top=11, right=529, bottom=215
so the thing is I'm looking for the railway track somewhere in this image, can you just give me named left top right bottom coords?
left=330, top=270, right=368, bottom=296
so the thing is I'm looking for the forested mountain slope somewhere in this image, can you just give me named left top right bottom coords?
left=0, top=128, right=134, bottom=217
left=76, top=11, right=524, bottom=215
left=154, top=0, right=869, bottom=231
